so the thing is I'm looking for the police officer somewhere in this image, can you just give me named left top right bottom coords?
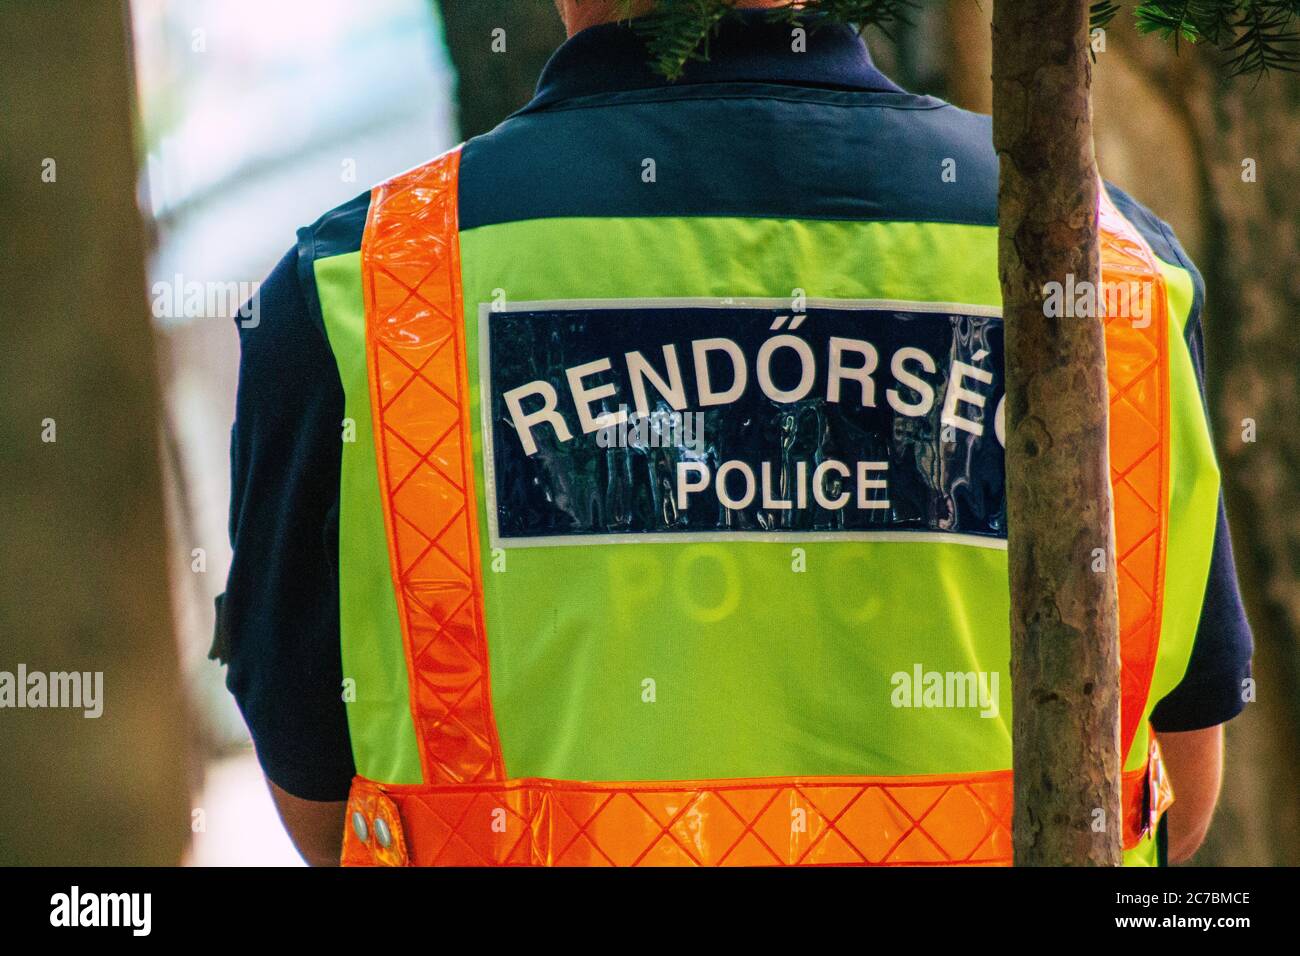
left=220, top=0, right=1252, bottom=866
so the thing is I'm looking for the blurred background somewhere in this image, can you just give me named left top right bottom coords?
left=1, top=0, right=1295, bottom=866
left=134, top=0, right=458, bottom=866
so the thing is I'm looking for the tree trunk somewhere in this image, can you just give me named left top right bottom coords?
left=0, top=1, right=190, bottom=865
left=947, top=2, right=1300, bottom=867
left=992, top=0, right=1124, bottom=865
left=433, top=0, right=567, bottom=139
left=944, top=0, right=992, bottom=113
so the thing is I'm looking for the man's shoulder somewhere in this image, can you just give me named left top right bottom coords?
left=1104, top=182, right=1200, bottom=275
left=297, top=189, right=372, bottom=264
left=296, top=145, right=476, bottom=267
left=456, top=88, right=1002, bottom=231
left=1103, top=181, right=1205, bottom=332
left=464, top=84, right=998, bottom=173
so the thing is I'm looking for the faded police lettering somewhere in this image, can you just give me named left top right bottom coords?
left=480, top=298, right=1005, bottom=548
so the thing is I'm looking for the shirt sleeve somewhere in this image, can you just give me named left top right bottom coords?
left=220, top=246, right=355, bottom=801
left=1149, top=492, right=1254, bottom=731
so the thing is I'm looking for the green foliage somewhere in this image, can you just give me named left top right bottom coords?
left=1133, top=0, right=1234, bottom=44
left=1128, top=1, right=1300, bottom=74
left=621, top=0, right=1300, bottom=79
left=1222, top=1, right=1300, bottom=74
left=618, top=0, right=917, bottom=79
left=627, top=0, right=735, bottom=81
left=1090, top=1, right=1126, bottom=31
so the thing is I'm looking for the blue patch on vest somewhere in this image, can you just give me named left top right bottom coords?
left=480, top=299, right=1006, bottom=547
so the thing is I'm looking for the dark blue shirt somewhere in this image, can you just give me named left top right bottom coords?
left=222, top=13, right=1252, bottom=802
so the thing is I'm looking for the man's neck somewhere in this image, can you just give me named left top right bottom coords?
left=559, top=0, right=788, bottom=38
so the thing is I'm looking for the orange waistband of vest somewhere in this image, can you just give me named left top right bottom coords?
left=341, top=735, right=1173, bottom=866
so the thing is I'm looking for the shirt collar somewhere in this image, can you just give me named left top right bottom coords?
left=527, top=9, right=903, bottom=110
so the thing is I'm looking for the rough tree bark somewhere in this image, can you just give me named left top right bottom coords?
left=992, top=0, right=1124, bottom=865
left=0, top=2, right=190, bottom=864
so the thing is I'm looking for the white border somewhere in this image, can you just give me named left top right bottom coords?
left=477, top=297, right=1005, bottom=552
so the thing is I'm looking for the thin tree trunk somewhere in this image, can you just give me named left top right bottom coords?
left=944, top=0, right=992, bottom=113
left=433, top=0, right=567, bottom=139
left=992, top=0, right=1124, bottom=865
left=0, top=1, right=190, bottom=865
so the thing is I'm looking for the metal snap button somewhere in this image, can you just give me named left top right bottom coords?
left=374, top=816, right=393, bottom=849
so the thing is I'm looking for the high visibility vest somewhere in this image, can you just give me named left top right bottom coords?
left=309, top=146, right=1217, bottom=866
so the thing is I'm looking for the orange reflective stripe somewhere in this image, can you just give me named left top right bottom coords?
left=342, top=763, right=1159, bottom=866
left=1098, top=188, right=1171, bottom=759
left=362, top=147, right=504, bottom=785
left=344, top=773, right=1013, bottom=866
